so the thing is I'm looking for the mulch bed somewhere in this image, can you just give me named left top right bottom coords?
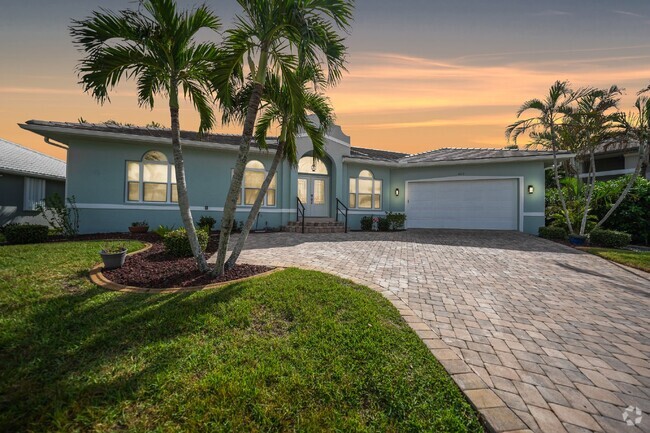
left=101, top=235, right=274, bottom=288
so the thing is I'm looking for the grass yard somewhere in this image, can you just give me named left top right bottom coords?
left=583, top=247, right=650, bottom=273
left=0, top=240, right=483, bottom=433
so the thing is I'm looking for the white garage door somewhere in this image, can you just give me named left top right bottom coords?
left=406, top=179, right=519, bottom=230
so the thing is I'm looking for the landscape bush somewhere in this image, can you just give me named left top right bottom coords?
left=538, top=226, right=567, bottom=240
left=3, top=224, right=49, bottom=244
left=163, top=228, right=208, bottom=257
left=377, top=217, right=390, bottom=232
left=360, top=216, right=372, bottom=231
left=198, top=215, right=216, bottom=231
left=385, top=212, right=406, bottom=230
left=589, top=228, right=632, bottom=249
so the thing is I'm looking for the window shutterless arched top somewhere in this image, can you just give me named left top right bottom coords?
left=298, top=156, right=328, bottom=175
left=142, top=150, right=167, bottom=162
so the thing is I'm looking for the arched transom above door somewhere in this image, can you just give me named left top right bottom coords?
left=298, top=156, right=328, bottom=175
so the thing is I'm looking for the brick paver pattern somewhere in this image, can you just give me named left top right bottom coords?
left=226, top=229, right=650, bottom=433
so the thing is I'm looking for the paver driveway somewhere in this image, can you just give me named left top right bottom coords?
left=228, top=229, right=650, bottom=432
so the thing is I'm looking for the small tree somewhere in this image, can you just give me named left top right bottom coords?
left=36, top=193, right=80, bottom=237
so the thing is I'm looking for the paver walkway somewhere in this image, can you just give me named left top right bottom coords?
left=228, top=229, right=650, bottom=433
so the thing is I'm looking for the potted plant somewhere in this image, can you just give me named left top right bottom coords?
left=129, top=220, right=149, bottom=233
left=99, top=242, right=127, bottom=269
left=568, top=233, right=587, bottom=246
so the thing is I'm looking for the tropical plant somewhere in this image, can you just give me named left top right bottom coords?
left=70, top=0, right=221, bottom=272
left=131, top=220, right=149, bottom=227
left=224, top=68, right=336, bottom=270
left=593, top=94, right=650, bottom=230
left=385, top=212, right=407, bottom=230
left=100, top=242, right=127, bottom=254
left=198, top=215, right=217, bottom=231
left=36, top=193, right=80, bottom=237
left=163, top=228, right=209, bottom=257
left=211, top=0, right=354, bottom=276
left=154, top=224, right=176, bottom=237
left=506, top=81, right=581, bottom=233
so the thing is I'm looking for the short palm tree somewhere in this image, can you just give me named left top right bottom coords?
left=225, top=68, right=335, bottom=269
left=70, top=0, right=221, bottom=271
left=506, top=81, right=580, bottom=233
left=211, top=0, right=353, bottom=276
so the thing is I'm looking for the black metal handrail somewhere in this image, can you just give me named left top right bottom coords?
left=297, top=196, right=306, bottom=233
left=335, top=198, right=348, bottom=233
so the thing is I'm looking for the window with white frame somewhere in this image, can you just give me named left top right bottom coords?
left=126, top=150, right=178, bottom=203
left=237, top=160, right=277, bottom=206
left=23, top=177, right=46, bottom=211
left=349, top=169, right=382, bottom=209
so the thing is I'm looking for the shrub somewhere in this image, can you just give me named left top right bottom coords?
left=538, top=226, right=567, bottom=240
left=35, top=193, right=79, bottom=237
left=377, top=217, right=390, bottom=232
left=131, top=220, right=148, bottom=227
left=385, top=212, right=406, bottom=230
left=154, top=224, right=175, bottom=237
left=163, top=228, right=208, bottom=257
left=198, top=215, right=216, bottom=230
left=4, top=224, right=49, bottom=244
left=360, top=216, right=372, bottom=231
left=589, top=229, right=632, bottom=249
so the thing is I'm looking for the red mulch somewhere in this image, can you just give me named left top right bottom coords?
left=101, top=235, right=274, bottom=288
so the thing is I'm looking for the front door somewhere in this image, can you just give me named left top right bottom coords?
left=298, top=175, right=328, bottom=217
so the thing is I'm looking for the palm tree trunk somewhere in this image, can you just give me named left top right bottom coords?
left=225, top=140, right=285, bottom=270
left=550, top=125, right=574, bottom=233
left=580, top=150, right=597, bottom=235
left=594, top=140, right=646, bottom=229
left=213, top=82, right=264, bottom=275
left=169, top=103, right=209, bottom=272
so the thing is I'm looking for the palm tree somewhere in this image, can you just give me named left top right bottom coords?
left=506, top=81, right=581, bottom=233
left=225, top=69, right=335, bottom=269
left=568, top=86, right=623, bottom=235
left=211, top=0, right=353, bottom=276
left=594, top=95, right=650, bottom=229
left=70, top=0, right=221, bottom=272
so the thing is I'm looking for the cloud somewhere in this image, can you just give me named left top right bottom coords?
left=530, top=10, right=571, bottom=17
left=613, top=10, right=645, bottom=18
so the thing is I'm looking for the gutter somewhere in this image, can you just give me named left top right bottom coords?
left=342, top=153, right=576, bottom=168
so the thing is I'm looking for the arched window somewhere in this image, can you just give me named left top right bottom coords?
left=126, top=151, right=177, bottom=203
left=349, top=169, right=382, bottom=209
left=239, top=160, right=277, bottom=206
left=298, top=156, right=328, bottom=175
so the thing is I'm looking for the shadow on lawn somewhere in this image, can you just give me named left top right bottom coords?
left=0, top=283, right=245, bottom=431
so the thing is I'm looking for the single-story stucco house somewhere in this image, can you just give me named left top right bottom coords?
left=0, top=138, right=66, bottom=226
left=578, top=139, right=649, bottom=181
left=20, top=119, right=572, bottom=235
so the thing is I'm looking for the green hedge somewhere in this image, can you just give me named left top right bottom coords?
left=360, top=216, right=372, bottom=231
left=589, top=229, right=631, bottom=249
left=3, top=224, right=49, bottom=244
left=163, top=228, right=209, bottom=257
left=538, top=226, right=567, bottom=240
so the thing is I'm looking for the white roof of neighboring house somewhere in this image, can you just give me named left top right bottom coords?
left=0, top=138, right=66, bottom=181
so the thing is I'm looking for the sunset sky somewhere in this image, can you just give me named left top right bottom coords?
left=2, top=0, right=650, bottom=161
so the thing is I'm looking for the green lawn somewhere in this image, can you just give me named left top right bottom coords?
left=583, top=247, right=650, bottom=273
left=0, top=241, right=482, bottom=433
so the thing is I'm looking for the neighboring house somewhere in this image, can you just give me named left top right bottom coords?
left=0, top=138, right=66, bottom=226
left=20, top=120, right=572, bottom=235
left=578, top=140, right=650, bottom=181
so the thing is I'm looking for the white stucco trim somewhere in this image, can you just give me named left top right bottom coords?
left=75, top=203, right=296, bottom=213
left=578, top=168, right=635, bottom=178
left=404, top=176, right=525, bottom=232
left=523, top=212, right=545, bottom=217
left=297, top=132, right=350, bottom=147
left=347, top=209, right=385, bottom=215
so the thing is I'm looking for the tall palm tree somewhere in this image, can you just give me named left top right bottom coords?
left=506, top=81, right=580, bottom=233
left=568, top=86, right=623, bottom=234
left=594, top=95, right=649, bottom=229
left=211, top=0, right=353, bottom=276
left=70, top=0, right=221, bottom=272
left=225, top=68, right=335, bottom=269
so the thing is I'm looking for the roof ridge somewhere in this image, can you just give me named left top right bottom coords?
left=0, top=137, right=66, bottom=163
left=350, top=145, right=409, bottom=156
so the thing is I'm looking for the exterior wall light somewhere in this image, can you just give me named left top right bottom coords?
left=528, top=185, right=534, bottom=194
left=395, top=188, right=400, bottom=197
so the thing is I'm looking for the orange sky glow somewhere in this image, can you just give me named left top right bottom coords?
left=2, top=1, right=650, bottom=161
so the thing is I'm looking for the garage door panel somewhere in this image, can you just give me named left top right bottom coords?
left=406, top=179, right=519, bottom=231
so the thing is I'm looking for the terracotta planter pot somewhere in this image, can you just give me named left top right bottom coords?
left=129, top=226, right=149, bottom=234
left=100, top=249, right=127, bottom=269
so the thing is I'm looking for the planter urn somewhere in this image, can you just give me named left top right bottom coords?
left=100, top=249, right=127, bottom=269
left=129, top=226, right=149, bottom=234
left=568, top=234, right=587, bottom=246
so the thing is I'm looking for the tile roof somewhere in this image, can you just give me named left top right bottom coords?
left=399, top=147, right=563, bottom=163
left=23, top=120, right=277, bottom=149
left=0, top=138, right=66, bottom=180
left=349, top=147, right=408, bottom=161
